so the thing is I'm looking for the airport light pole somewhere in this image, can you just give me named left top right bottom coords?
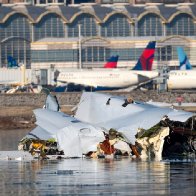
left=78, top=23, right=82, bottom=69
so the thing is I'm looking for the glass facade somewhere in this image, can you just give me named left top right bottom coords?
left=101, top=14, right=131, bottom=37
left=32, top=49, right=78, bottom=62
left=109, top=48, right=143, bottom=61
left=156, top=45, right=191, bottom=63
left=0, top=13, right=31, bottom=41
left=0, top=7, right=195, bottom=67
left=166, top=14, right=196, bottom=36
left=1, top=38, right=31, bottom=68
left=138, top=13, right=163, bottom=36
left=157, top=45, right=172, bottom=62
left=31, top=47, right=148, bottom=65
left=82, top=46, right=105, bottom=62
left=0, top=14, right=31, bottom=68
left=67, top=14, right=98, bottom=37
left=34, top=13, right=64, bottom=41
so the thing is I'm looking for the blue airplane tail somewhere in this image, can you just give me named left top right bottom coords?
left=177, top=47, right=192, bottom=70
left=7, top=56, right=18, bottom=68
left=132, top=41, right=156, bottom=71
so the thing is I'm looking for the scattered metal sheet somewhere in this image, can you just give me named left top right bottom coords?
left=18, top=92, right=195, bottom=160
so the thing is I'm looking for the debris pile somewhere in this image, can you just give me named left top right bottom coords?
left=135, top=115, right=196, bottom=159
left=18, top=138, right=64, bottom=158
left=18, top=92, right=195, bottom=160
left=85, top=129, right=133, bottom=159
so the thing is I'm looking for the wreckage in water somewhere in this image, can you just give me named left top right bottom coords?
left=18, top=92, right=196, bottom=160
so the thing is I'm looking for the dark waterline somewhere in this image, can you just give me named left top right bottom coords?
left=0, top=129, right=195, bottom=195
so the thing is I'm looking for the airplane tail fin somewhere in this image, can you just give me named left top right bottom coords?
left=132, top=41, right=156, bottom=71
left=177, top=47, right=192, bottom=70
left=7, top=56, right=18, bottom=68
left=103, top=55, right=119, bottom=68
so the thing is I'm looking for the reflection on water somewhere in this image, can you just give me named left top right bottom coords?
left=0, top=159, right=195, bottom=195
left=0, top=129, right=195, bottom=195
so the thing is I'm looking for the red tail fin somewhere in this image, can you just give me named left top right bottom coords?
left=104, top=55, right=119, bottom=68
left=132, top=41, right=156, bottom=71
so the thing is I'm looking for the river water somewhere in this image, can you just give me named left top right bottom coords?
left=0, top=129, right=195, bottom=195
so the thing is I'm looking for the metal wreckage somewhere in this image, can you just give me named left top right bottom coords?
left=18, top=92, right=196, bottom=160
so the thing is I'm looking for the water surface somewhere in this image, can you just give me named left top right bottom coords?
left=0, top=129, right=195, bottom=195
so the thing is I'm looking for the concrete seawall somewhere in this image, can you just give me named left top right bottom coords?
left=0, top=90, right=196, bottom=107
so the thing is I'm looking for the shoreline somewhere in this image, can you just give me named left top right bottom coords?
left=0, top=105, right=74, bottom=130
left=1, top=90, right=196, bottom=107
left=0, top=90, right=196, bottom=130
left=0, top=104, right=195, bottom=130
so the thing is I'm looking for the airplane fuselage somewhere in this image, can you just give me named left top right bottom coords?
left=57, top=69, right=158, bottom=89
left=167, top=70, right=196, bottom=89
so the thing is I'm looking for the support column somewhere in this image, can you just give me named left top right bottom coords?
left=162, top=22, right=166, bottom=37
left=78, top=23, right=82, bottom=69
left=31, top=23, right=34, bottom=42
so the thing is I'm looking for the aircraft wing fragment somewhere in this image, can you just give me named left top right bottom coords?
left=18, top=92, right=195, bottom=160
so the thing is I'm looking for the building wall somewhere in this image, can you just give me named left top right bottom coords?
left=0, top=3, right=196, bottom=84
left=1, top=0, right=196, bottom=4
left=0, top=0, right=25, bottom=3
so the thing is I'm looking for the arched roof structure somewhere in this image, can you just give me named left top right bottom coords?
left=35, top=11, right=66, bottom=23
left=102, top=11, right=133, bottom=23
left=159, top=35, right=192, bottom=43
left=0, top=10, right=34, bottom=23
left=167, top=11, right=196, bottom=23
left=82, top=36, right=110, bottom=45
left=0, top=4, right=195, bottom=24
left=68, top=11, right=101, bottom=23
left=137, top=11, right=166, bottom=22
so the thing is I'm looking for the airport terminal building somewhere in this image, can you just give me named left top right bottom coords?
left=0, top=1, right=196, bottom=84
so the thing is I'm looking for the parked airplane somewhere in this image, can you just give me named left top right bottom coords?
left=57, top=41, right=158, bottom=91
left=177, top=47, right=192, bottom=70
left=167, top=70, right=196, bottom=90
left=54, top=55, right=119, bottom=92
left=167, top=47, right=195, bottom=90
left=103, top=55, right=119, bottom=68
